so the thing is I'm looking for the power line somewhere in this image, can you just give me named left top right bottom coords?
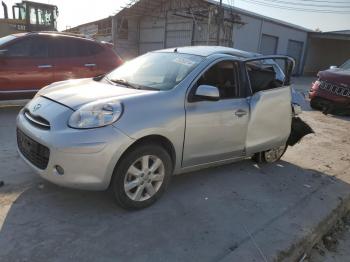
left=238, top=0, right=350, bottom=13
left=257, top=0, right=350, bottom=8
left=295, top=0, right=350, bottom=4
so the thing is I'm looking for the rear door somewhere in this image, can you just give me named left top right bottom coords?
left=0, top=35, right=53, bottom=99
left=50, top=37, right=99, bottom=82
left=244, top=56, right=294, bottom=155
left=93, top=42, right=120, bottom=75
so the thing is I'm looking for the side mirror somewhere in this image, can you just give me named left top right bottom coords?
left=194, top=85, right=220, bottom=101
left=329, top=65, right=338, bottom=69
left=0, top=49, right=8, bottom=57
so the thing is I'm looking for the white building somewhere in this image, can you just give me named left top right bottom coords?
left=112, top=0, right=311, bottom=75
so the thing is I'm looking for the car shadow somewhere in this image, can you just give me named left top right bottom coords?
left=1, top=159, right=349, bottom=262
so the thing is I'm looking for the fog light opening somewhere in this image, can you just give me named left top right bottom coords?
left=54, top=165, right=65, bottom=175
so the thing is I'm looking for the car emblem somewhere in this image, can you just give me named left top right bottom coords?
left=33, top=104, right=41, bottom=112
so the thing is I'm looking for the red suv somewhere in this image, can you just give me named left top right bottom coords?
left=309, top=59, right=350, bottom=115
left=0, top=32, right=123, bottom=100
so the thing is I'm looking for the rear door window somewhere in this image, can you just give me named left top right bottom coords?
left=246, top=58, right=293, bottom=94
left=50, top=37, right=80, bottom=58
left=6, top=37, right=49, bottom=58
left=80, top=41, right=104, bottom=56
left=50, top=37, right=103, bottom=58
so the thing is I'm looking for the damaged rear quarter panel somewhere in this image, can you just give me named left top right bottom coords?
left=246, top=87, right=292, bottom=155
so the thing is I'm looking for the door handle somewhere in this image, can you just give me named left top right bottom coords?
left=235, top=109, right=247, bottom=117
left=37, top=65, right=53, bottom=69
left=84, top=63, right=96, bottom=67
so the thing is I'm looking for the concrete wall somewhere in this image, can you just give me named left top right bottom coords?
left=304, top=37, right=350, bottom=75
left=233, top=15, right=261, bottom=52
left=139, top=17, right=165, bottom=54
left=113, top=17, right=139, bottom=60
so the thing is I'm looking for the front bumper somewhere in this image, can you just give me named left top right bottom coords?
left=16, top=97, right=134, bottom=190
left=309, top=81, right=350, bottom=107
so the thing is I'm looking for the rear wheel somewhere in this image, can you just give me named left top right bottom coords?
left=252, top=145, right=287, bottom=164
left=111, top=144, right=172, bottom=210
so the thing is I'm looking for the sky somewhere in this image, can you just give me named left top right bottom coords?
left=1, top=0, right=349, bottom=32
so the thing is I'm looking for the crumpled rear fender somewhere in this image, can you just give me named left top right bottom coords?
left=287, top=117, right=314, bottom=146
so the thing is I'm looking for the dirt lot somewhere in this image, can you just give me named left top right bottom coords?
left=0, top=78, right=349, bottom=262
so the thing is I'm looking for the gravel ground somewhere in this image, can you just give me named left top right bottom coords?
left=293, top=77, right=350, bottom=262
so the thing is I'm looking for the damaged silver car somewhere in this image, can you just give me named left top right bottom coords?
left=16, top=46, right=313, bottom=209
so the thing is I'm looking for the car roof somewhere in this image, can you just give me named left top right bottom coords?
left=155, top=46, right=262, bottom=59
left=13, top=31, right=92, bottom=41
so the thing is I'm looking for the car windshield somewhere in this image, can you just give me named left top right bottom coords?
left=106, top=52, right=203, bottom=90
left=340, top=59, right=350, bottom=70
left=0, top=35, right=17, bottom=47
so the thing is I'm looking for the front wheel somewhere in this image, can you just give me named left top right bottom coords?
left=111, top=144, right=173, bottom=210
left=252, top=145, right=287, bottom=164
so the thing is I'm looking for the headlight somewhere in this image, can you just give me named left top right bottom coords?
left=68, top=99, right=123, bottom=129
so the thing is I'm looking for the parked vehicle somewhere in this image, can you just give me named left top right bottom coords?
left=0, top=32, right=123, bottom=100
left=16, top=46, right=313, bottom=209
left=309, top=59, right=350, bottom=115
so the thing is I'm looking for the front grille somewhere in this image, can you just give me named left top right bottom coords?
left=319, top=80, right=350, bottom=98
left=17, top=129, right=50, bottom=170
left=24, top=109, right=50, bottom=130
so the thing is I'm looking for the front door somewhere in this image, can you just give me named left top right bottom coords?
left=183, top=60, right=249, bottom=167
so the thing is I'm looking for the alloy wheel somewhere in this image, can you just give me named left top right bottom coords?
left=123, top=155, right=165, bottom=202
left=264, top=145, right=286, bottom=163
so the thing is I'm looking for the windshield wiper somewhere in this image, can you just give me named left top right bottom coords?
left=109, top=79, right=140, bottom=89
left=107, top=78, right=160, bottom=91
left=93, top=74, right=106, bottom=82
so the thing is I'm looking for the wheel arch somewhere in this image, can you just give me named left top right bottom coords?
left=111, top=135, right=176, bottom=182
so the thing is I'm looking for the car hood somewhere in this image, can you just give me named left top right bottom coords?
left=39, top=78, right=152, bottom=110
left=318, top=69, right=350, bottom=86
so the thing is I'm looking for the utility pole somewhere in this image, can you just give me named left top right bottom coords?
left=216, top=0, right=223, bottom=45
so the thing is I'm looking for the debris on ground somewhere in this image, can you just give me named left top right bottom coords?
left=306, top=212, right=350, bottom=261
left=38, top=183, right=44, bottom=190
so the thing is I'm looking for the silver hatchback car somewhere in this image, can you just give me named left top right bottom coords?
left=17, top=46, right=312, bottom=209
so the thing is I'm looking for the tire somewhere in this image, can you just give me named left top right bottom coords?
left=310, top=97, right=322, bottom=110
left=252, top=145, right=287, bottom=164
left=111, top=143, right=173, bottom=210
left=310, top=97, right=331, bottom=113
